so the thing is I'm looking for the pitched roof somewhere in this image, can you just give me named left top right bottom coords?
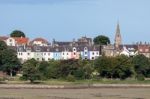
left=31, top=38, right=49, bottom=44
left=13, top=37, right=29, bottom=44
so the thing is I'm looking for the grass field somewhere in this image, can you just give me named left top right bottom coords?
left=0, top=88, right=149, bottom=99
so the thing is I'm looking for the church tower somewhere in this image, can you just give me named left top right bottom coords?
left=114, top=22, right=122, bottom=48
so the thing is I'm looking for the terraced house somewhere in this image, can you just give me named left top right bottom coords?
left=16, top=45, right=100, bottom=63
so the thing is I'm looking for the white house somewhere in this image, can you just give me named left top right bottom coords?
left=17, top=46, right=34, bottom=63
left=30, top=38, right=50, bottom=46
left=89, top=51, right=99, bottom=60
left=6, top=37, right=16, bottom=46
left=120, top=46, right=138, bottom=57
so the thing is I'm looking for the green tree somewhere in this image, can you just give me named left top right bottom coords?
left=112, top=55, right=133, bottom=79
left=22, top=59, right=40, bottom=83
left=0, top=41, right=20, bottom=76
left=132, top=54, right=150, bottom=78
left=10, top=30, right=26, bottom=37
left=94, top=55, right=133, bottom=79
left=0, top=41, right=7, bottom=70
left=0, top=40, right=7, bottom=51
left=83, top=63, right=94, bottom=79
left=58, top=59, right=78, bottom=78
left=47, top=60, right=61, bottom=79
left=37, top=61, right=49, bottom=80
left=1, top=49, right=21, bottom=76
left=93, top=35, right=110, bottom=45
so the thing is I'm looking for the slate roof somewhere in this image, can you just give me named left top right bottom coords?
left=16, top=45, right=100, bottom=52
left=0, top=36, right=8, bottom=41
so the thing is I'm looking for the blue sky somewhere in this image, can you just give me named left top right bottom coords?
left=0, top=0, right=150, bottom=44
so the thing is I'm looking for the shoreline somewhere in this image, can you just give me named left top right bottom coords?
left=0, top=84, right=150, bottom=89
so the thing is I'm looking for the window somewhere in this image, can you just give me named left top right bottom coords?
left=10, top=43, right=13, bottom=46
left=44, top=53, right=46, bottom=55
left=74, top=52, right=76, bottom=55
left=42, top=58, right=45, bottom=61
left=37, top=58, right=39, bottom=61
left=139, top=49, right=143, bottom=52
left=27, top=53, right=30, bottom=55
left=9, top=39, right=12, bottom=42
left=92, top=52, right=94, bottom=55
left=73, top=48, right=76, bottom=51
left=67, top=53, right=68, bottom=55
left=145, top=49, right=149, bottom=52
left=84, top=52, right=87, bottom=55
left=48, top=58, right=50, bottom=61
left=92, top=57, right=94, bottom=60
left=63, top=53, right=64, bottom=55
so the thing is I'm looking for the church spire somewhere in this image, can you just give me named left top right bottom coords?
left=115, top=22, right=122, bottom=48
left=116, top=22, right=120, bottom=34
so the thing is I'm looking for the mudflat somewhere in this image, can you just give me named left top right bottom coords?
left=0, top=88, right=149, bottom=99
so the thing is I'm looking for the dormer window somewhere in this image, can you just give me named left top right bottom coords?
left=9, top=39, right=12, bottom=42
left=47, top=49, right=50, bottom=52
left=84, top=47, right=87, bottom=50
left=92, top=52, right=94, bottom=55
left=139, top=49, right=143, bottom=52
left=73, top=47, right=76, bottom=51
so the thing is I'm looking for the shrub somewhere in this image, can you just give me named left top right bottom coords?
left=136, top=74, right=145, bottom=81
left=66, top=74, right=75, bottom=82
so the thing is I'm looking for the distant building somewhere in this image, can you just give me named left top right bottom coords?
left=138, top=44, right=150, bottom=58
left=0, top=36, right=29, bottom=46
left=30, top=38, right=50, bottom=46
left=119, top=45, right=138, bottom=57
left=52, top=36, right=92, bottom=47
left=102, top=44, right=115, bottom=57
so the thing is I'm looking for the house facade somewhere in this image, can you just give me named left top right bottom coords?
left=138, top=44, right=150, bottom=58
left=0, top=36, right=29, bottom=46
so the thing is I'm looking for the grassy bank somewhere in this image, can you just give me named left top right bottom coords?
left=1, top=77, right=150, bottom=85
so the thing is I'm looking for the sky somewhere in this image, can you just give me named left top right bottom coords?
left=0, top=0, right=150, bottom=44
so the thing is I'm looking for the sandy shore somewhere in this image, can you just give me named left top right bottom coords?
left=0, top=84, right=150, bottom=89
left=0, top=88, right=150, bottom=99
